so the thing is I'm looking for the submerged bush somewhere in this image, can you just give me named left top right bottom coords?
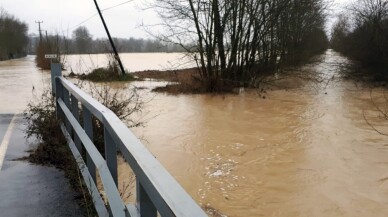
left=81, top=66, right=134, bottom=82
left=80, top=54, right=135, bottom=82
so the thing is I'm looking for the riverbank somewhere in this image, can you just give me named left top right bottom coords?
left=0, top=54, right=27, bottom=61
left=132, top=53, right=388, bottom=95
left=133, top=68, right=216, bottom=94
left=69, top=67, right=221, bottom=94
left=132, top=66, right=315, bottom=94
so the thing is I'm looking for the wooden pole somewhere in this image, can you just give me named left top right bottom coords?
left=93, top=0, right=125, bottom=76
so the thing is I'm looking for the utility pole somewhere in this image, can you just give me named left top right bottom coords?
left=35, top=21, right=43, bottom=42
left=93, top=0, right=125, bottom=76
left=44, top=30, right=52, bottom=51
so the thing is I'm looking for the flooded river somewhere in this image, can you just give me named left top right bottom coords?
left=0, top=56, right=49, bottom=113
left=1, top=51, right=388, bottom=216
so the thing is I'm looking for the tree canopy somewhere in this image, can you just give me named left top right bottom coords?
left=0, top=8, right=28, bottom=60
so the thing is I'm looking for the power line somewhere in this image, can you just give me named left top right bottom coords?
left=101, top=0, right=133, bottom=12
left=66, top=0, right=134, bottom=32
left=69, top=14, right=98, bottom=31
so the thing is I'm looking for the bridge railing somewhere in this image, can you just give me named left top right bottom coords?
left=55, top=76, right=207, bottom=217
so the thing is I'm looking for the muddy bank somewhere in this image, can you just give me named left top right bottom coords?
left=133, top=68, right=198, bottom=81
left=133, top=68, right=219, bottom=94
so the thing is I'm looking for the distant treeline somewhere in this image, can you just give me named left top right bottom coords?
left=28, top=26, right=186, bottom=55
left=331, top=0, right=388, bottom=75
left=0, top=8, right=28, bottom=60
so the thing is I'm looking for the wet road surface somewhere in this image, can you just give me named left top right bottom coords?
left=0, top=115, right=83, bottom=216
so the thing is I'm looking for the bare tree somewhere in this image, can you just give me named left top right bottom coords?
left=152, top=0, right=329, bottom=91
left=331, top=0, right=388, bottom=75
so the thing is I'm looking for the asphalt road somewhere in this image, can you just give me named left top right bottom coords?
left=0, top=114, right=84, bottom=217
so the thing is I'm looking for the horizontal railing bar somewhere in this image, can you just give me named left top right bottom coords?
left=103, top=115, right=207, bottom=217
left=60, top=123, right=109, bottom=217
left=58, top=98, right=126, bottom=217
left=57, top=77, right=207, bottom=217
left=57, top=77, right=107, bottom=122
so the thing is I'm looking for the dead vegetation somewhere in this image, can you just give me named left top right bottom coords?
left=70, top=52, right=136, bottom=82
left=24, top=80, right=143, bottom=216
left=134, top=68, right=239, bottom=94
left=23, top=88, right=95, bottom=216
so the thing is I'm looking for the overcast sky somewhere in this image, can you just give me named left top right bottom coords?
left=0, top=0, right=158, bottom=39
left=1, top=0, right=351, bottom=39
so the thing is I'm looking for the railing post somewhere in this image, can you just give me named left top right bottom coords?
left=71, top=95, right=82, bottom=152
left=55, top=78, right=208, bottom=217
left=63, top=88, right=71, bottom=133
left=51, top=63, right=62, bottom=96
left=55, top=78, right=63, bottom=119
left=83, top=106, right=97, bottom=183
left=104, top=127, right=118, bottom=186
left=137, top=180, right=157, bottom=217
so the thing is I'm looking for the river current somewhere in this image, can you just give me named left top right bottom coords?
left=1, top=50, right=388, bottom=216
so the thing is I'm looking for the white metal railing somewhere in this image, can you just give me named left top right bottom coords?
left=55, top=76, right=207, bottom=217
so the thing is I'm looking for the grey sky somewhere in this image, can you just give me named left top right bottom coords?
left=1, top=0, right=351, bottom=39
left=0, top=0, right=158, bottom=39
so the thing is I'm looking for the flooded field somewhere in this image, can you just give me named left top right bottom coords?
left=64, top=52, right=194, bottom=74
left=1, top=51, right=388, bottom=216
left=0, top=56, right=49, bottom=113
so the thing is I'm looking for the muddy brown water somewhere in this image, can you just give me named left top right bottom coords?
left=0, top=56, right=50, bottom=113
left=1, top=51, right=388, bottom=216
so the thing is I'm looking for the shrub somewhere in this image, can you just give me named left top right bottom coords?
left=80, top=53, right=135, bottom=82
left=24, top=80, right=143, bottom=215
left=80, top=67, right=134, bottom=82
left=35, top=35, right=62, bottom=70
